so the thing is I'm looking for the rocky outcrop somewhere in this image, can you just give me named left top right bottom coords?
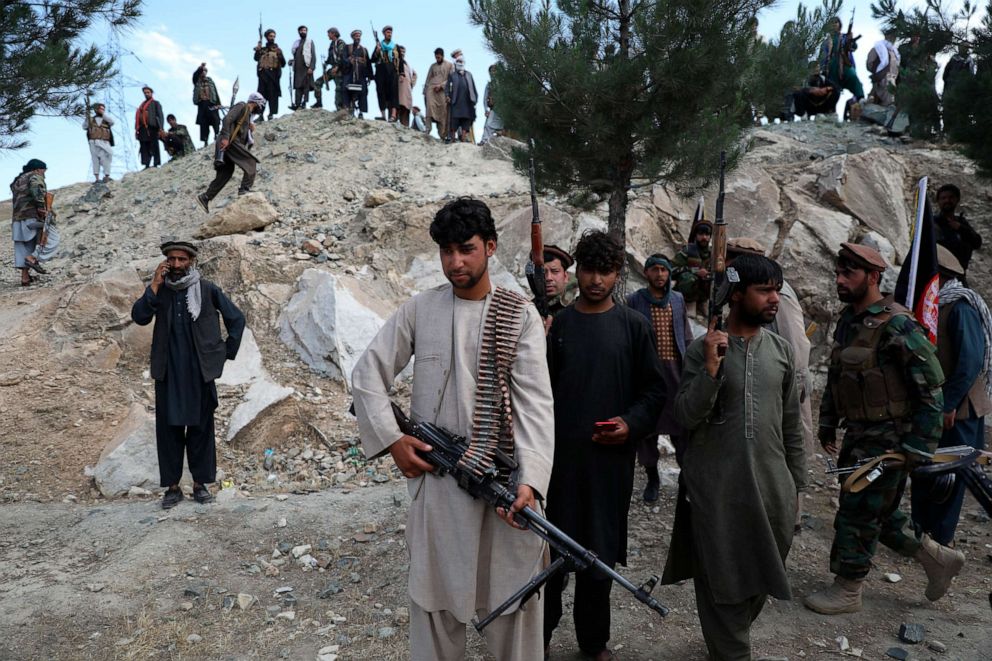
left=92, top=403, right=189, bottom=497
left=279, top=270, right=397, bottom=382
left=226, top=378, right=294, bottom=442
left=194, top=192, right=279, bottom=239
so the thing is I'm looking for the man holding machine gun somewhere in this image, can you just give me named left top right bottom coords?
left=351, top=197, right=554, bottom=660
left=804, top=243, right=963, bottom=614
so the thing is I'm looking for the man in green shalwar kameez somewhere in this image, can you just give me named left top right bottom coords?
left=662, top=254, right=806, bottom=660
left=819, top=16, right=865, bottom=102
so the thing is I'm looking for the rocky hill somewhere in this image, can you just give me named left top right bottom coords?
left=1, top=110, right=990, bottom=661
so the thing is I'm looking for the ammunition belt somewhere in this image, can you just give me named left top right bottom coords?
left=460, top=287, right=528, bottom=482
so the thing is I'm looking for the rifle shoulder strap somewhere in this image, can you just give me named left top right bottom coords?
left=460, top=287, right=529, bottom=482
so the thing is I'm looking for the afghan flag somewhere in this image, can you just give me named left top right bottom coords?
left=692, top=195, right=705, bottom=225
left=895, top=177, right=939, bottom=344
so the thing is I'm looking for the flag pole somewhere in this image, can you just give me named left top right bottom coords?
left=904, top=176, right=928, bottom=307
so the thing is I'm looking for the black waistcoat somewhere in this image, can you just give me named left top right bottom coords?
left=149, top=280, right=228, bottom=383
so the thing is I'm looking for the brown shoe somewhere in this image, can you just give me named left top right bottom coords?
left=914, top=533, right=965, bottom=601
left=803, top=575, right=864, bottom=614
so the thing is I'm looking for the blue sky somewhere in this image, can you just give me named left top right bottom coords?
left=0, top=1, right=980, bottom=191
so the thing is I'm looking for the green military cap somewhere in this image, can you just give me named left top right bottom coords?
left=838, top=242, right=887, bottom=272
left=936, top=245, right=965, bottom=276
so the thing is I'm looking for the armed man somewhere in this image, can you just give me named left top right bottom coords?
left=804, top=243, right=965, bottom=614
left=195, top=92, right=266, bottom=212
left=83, top=102, right=114, bottom=183
left=313, top=28, right=346, bottom=110
left=9, top=159, right=50, bottom=286
left=254, top=28, right=286, bottom=120
left=672, top=219, right=713, bottom=319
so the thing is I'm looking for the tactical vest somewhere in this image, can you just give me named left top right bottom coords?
left=258, top=48, right=281, bottom=70
left=87, top=118, right=111, bottom=142
left=9, top=172, right=41, bottom=221
left=829, top=300, right=913, bottom=423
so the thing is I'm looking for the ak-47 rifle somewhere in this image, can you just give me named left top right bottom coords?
left=525, top=139, right=549, bottom=318
left=321, top=55, right=329, bottom=90
left=390, top=403, right=669, bottom=631
left=840, top=8, right=860, bottom=79
left=229, top=77, right=240, bottom=110
left=258, top=13, right=263, bottom=46
left=38, top=192, right=55, bottom=250
left=708, top=151, right=731, bottom=338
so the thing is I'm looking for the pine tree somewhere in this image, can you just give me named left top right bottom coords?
left=0, top=1, right=142, bottom=150
left=468, top=0, right=772, bottom=247
left=945, top=0, right=992, bottom=176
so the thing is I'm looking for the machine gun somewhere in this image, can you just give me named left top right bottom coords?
left=826, top=448, right=992, bottom=515
left=391, top=403, right=669, bottom=631
left=841, top=8, right=860, bottom=76
left=525, top=139, right=549, bottom=318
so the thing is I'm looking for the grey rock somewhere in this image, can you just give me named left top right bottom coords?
left=377, top=627, right=395, bottom=640
left=886, top=647, right=909, bottom=660
left=898, top=622, right=925, bottom=645
left=317, top=581, right=343, bottom=598
left=927, top=640, right=947, bottom=653
left=184, top=585, right=206, bottom=599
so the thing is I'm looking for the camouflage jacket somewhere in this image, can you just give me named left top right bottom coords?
left=672, top=243, right=711, bottom=302
left=10, top=171, right=46, bottom=222
left=819, top=297, right=944, bottom=455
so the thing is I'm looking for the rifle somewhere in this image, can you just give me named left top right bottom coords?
left=229, top=77, right=240, bottom=109
left=708, top=151, right=731, bottom=339
left=840, top=8, right=858, bottom=78
left=390, top=403, right=669, bottom=631
left=258, top=13, right=263, bottom=46
left=321, top=55, right=329, bottom=90
left=38, top=192, right=55, bottom=250
left=525, top=139, right=549, bottom=318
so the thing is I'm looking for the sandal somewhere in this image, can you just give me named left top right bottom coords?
left=24, top=258, right=47, bottom=274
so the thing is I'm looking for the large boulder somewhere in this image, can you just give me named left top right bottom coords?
left=226, top=377, right=294, bottom=442
left=193, top=192, right=278, bottom=239
left=93, top=403, right=189, bottom=497
left=217, top=328, right=263, bottom=387
left=808, top=149, right=912, bottom=255
left=279, top=269, right=396, bottom=382
left=52, top=267, right=145, bottom=336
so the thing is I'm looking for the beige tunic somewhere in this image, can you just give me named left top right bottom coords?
left=352, top=284, right=555, bottom=621
left=423, top=60, right=454, bottom=124
left=771, top=280, right=814, bottom=453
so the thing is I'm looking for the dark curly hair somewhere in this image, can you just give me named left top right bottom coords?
left=429, top=197, right=498, bottom=246
left=574, top=230, right=624, bottom=274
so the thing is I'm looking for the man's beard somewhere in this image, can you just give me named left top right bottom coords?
left=837, top=280, right=868, bottom=303
left=740, top=305, right=777, bottom=327
left=446, top=264, right=486, bottom=290
left=166, top=268, right=189, bottom=282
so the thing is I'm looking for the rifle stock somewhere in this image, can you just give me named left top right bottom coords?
left=525, top=139, right=550, bottom=317
left=389, top=404, right=669, bottom=631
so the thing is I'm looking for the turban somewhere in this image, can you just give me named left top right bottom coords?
left=23, top=158, right=47, bottom=172
left=160, top=239, right=198, bottom=258
left=247, top=91, right=267, bottom=108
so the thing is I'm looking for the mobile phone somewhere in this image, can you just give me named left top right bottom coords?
left=594, top=421, right=619, bottom=432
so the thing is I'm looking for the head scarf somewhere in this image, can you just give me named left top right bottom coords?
left=247, top=91, right=267, bottom=109
left=163, top=267, right=203, bottom=321
left=640, top=255, right=673, bottom=307
left=940, top=279, right=992, bottom=399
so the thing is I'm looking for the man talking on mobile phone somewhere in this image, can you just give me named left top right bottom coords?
left=544, top=230, right=667, bottom=660
left=130, top=239, right=245, bottom=509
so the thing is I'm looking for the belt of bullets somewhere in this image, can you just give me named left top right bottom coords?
left=459, top=287, right=528, bottom=482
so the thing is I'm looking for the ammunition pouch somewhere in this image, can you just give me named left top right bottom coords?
left=829, top=304, right=913, bottom=423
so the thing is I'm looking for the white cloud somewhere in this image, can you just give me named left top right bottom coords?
left=129, top=30, right=233, bottom=95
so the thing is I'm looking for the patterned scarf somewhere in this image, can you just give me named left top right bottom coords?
left=940, top=278, right=992, bottom=398
left=164, top=267, right=203, bottom=321
left=135, top=98, right=154, bottom=131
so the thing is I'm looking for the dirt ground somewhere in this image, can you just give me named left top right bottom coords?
left=1, top=450, right=989, bottom=661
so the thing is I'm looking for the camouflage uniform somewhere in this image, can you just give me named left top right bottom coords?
left=819, top=295, right=945, bottom=579
left=10, top=171, right=47, bottom=268
left=672, top=243, right=712, bottom=304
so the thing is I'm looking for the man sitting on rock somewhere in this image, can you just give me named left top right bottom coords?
left=196, top=92, right=266, bottom=213
left=130, top=239, right=245, bottom=509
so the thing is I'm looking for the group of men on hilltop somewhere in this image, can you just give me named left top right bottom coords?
left=785, top=16, right=979, bottom=125
left=250, top=25, right=502, bottom=144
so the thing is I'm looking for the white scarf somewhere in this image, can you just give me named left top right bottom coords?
left=940, top=278, right=992, bottom=398
left=292, top=36, right=314, bottom=67
left=164, top=267, right=203, bottom=321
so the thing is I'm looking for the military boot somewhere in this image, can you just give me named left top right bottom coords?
left=914, top=534, right=965, bottom=601
left=803, top=576, right=864, bottom=614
